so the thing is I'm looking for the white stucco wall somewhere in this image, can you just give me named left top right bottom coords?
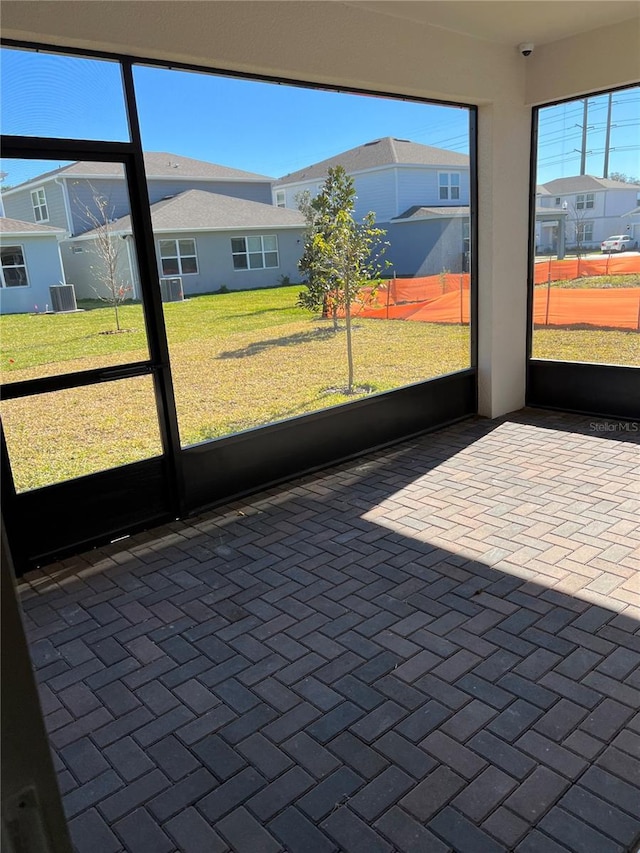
left=525, top=19, right=640, bottom=106
left=2, top=1, right=637, bottom=416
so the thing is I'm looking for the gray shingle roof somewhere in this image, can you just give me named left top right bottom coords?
left=540, top=175, right=638, bottom=193
left=393, top=205, right=469, bottom=221
left=275, top=137, right=469, bottom=185
left=0, top=217, right=66, bottom=235
left=5, top=153, right=273, bottom=192
left=76, top=190, right=305, bottom=237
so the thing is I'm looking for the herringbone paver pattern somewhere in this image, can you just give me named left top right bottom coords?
left=18, top=409, right=640, bottom=852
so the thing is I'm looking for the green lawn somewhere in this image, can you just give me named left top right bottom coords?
left=532, top=328, right=640, bottom=364
left=1, top=283, right=637, bottom=492
left=1, top=285, right=470, bottom=491
left=535, top=273, right=640, bottom=290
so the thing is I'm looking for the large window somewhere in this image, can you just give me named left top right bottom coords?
left=0, top=245, right=28, bottom=287
left=531, top=85, right=640, bottom=369
left=439, top=172, right=460, bottom=200
left=132, top=64, right=474, bottom=447
left=158, top=239, right=198, bottom=275
left=231, top=235, right=279, bottom=270
left=31, top=188, right=48, bottom=222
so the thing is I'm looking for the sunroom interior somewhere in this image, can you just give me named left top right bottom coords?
left=1, top=2, right=639, bottom=852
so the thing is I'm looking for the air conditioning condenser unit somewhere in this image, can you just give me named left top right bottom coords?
left=159, top=277, right=184, bottom=303
left=49, top=284, right=78, bottom=312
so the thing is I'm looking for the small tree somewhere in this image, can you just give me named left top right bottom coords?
left=297, top=166, right=389, bottom=394
left=567, top=202, right=590, bottom=260
left=74, top=187, right=132, bottom=331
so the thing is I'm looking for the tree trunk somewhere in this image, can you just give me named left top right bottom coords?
left=114, top=301, right=121, bottom=331
left=345, top=299, right=354, bottom=393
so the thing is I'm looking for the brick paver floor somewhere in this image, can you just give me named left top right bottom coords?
left=18, top=408, right=640, bottom=853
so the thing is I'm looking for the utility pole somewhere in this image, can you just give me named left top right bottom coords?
left=603, top=92, right=613, bottom=178
left=579, top=99, right=588, bottom=175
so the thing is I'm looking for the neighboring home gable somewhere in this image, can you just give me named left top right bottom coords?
left=0, top=217, right=66, bottom=314
left=388, top=205, right=471, bottom=276
left=0, top=179, right=69, bottom=234
left=2, top=152, right=275, bottom=238
left=65, top=190, right=305, bottom=299
left=274, top=137, right=470, bottom=224
left=536, top=175, right=640, bottom=249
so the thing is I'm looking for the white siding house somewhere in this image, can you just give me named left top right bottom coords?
left=0, top=218, right=67, bottom=314
left=536, top=176, right=640, bottom=251
left=274, top=137, right=471, bottom=275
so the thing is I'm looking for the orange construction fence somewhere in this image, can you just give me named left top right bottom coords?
left=533, top=254, right=640, bottom=284
left=334, top=269, right=640, bottom=330
left=351, top=274, right=470, bottom=310
left=532, top=287, right=640, bottom=331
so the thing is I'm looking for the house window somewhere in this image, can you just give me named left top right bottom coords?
left=0, top=245, right=29, bottom=287
left=275, top=190, right=286, bottom=208
left=576, top=193, right=594, bottom=210
left=231, top=235, right=279, bottom=270
left=31, top=187, right=49, bottom=222
left=439, top=172, right=460, bottom=200
left=577, top=221, right=593, bottom=242
left=555, top=197, right=562, bottom=206
left=158, top=239, right=198, bottom=275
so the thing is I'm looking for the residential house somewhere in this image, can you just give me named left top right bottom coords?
left=274, top=137, right=471, bottom=276
left=2, top=152, right=275, bottom=236
left=1, top=153, right=295, bottom=304
left=536, top=175, right=640, bottom=252
left=0, top=217, right=66, bottom=314
left=67, top=189, right=305, bottom=299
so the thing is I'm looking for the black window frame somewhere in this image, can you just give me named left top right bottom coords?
left=526, top=82, right=640, bottom=422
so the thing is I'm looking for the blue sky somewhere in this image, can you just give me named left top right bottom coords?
left=536, top=87, right=640, bottom=185
left=1, top=46, right=638, bottom=188
left=1, top=47, right=469, bottom=186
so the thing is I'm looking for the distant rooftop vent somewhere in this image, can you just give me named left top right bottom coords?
left=394, top=138, right=411, bottom=143
left=364, top=140, right=381, bottom=147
